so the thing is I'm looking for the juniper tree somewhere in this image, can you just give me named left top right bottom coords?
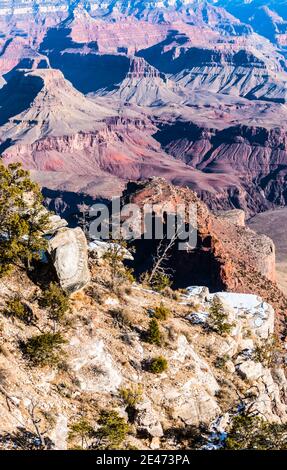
left=0, top=162, right=49, bottom=277
left=22, top=332, right=66, bottom=367
left=146, top=318, right=162, bottom=346
left=208, top=296, right=234, bottom=336
left=93, top=410, right=129, bottom=450
left=224, top=413, right=287, bottom=450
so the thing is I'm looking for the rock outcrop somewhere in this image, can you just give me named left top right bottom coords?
left=123, top=178, right=287, bottom=332
left=184, top=288, right=275, bottom=343
left=47, top=227, right=90, bottom=293
left=88, top=239, right=134, bottom=261
left=247, top=207, right=287, bottom=295
left=1, top=260, right=286, bottom=449
left=182, top=286, right=287, bottom=423
left=215, top=209, right=245, bottom=227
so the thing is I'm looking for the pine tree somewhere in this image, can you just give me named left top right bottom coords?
left=68, top=419, right=94, bottom=450
left=93, top=410, right=129, bottom=450
left=0, top=162, right=49, bottom=276
left=208, top=296, right=234, bottom=336
left=146, top=318, right=162, bottom=346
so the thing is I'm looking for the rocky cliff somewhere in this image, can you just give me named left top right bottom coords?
left=153, top=119, right=287, bottom=215
left=122, top=178, right=287, bottom=330
left=0, top=176, right=287, bottom=450
left=97, top=57, right=184, bottom=106
left=0, top=238, right=286, bottom=450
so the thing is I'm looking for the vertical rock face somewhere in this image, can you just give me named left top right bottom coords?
left=253, top=234, right=276, bottom=282
left=47, top=227, right=90, bottom=293
left=123, top=177, right=276, bottom=283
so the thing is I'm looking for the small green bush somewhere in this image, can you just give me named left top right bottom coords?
left=153, top=303, right=171, bottom=321
left=148, top=356, right=168, bottom=374
left=252, top=334, right=281, bottom=368
left=94, top=410, right=129, bottom=449
left=3, top=296, right=34, bottom=325
left=208, top=296, right=234, bottom=336
left=22, top=332, right=66, bottom=367
left=146, top=319, right=162, bottom=346
left=119, top=385, right=143, bottom=408
left=214, top=354, right=230, bottom=369
left=39, top=283, right=69, bottom=324
left=68, top=419, right=94, bottom=449
left=103, top=240, right=134, bottom=291
left=123, top=267, right=135, bottom=284
left=150, top=272, right=171, bottom=292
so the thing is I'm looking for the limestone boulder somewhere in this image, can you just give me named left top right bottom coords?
left=163, top=381, right=220, bottom=427
left=68, top=337, right=122, bottom=393
left=213, top=292, right=274, bottom=340
left=135, top=398, right=164, bottom=438
left=48, top=227, right=90, bottom=293
left=237, top=360, right=263, bottom=381
left=242, top=367, right=287, bottom=422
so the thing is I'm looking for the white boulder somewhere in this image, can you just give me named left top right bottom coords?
left=165, top=336, right=221, bottom=425
left=237, top=360, right=263, bottom=381
left=68, top=337, right=122, bottom=393
left=183, top=287, right=274, bottom=342
left=48, top=227, right=90, bottom=293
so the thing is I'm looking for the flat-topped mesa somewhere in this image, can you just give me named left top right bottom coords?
left=25, top=68, right=70, bottom=90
